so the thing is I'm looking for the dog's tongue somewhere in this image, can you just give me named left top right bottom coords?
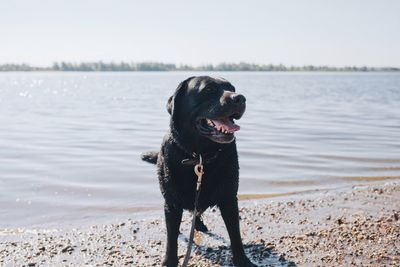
left=211, top=118, right=240, bottom=132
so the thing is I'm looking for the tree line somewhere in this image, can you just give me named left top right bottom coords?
left=0, top=62, right=399, bottom=72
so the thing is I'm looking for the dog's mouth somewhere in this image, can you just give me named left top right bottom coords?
left=196, top=113, right=241, bottom=143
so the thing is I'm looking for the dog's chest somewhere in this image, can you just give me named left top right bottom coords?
left=175, top=163, right=221, bottom=192
left=171, top=161, right=235, bottom=210
left=159, top=141, right=239, bottom=210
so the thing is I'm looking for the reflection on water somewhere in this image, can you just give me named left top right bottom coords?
left=0, top=72, right=399, bottom=227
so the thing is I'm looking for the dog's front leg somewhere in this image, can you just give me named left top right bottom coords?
left=219, top=199, right=257, bottom=267
left=162, top=202, right=183, bottom=267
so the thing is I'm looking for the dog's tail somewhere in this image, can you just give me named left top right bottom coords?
left=141, top=151, right=159, bottom=164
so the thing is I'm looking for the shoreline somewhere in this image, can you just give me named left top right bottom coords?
left=4, top=176, right=400, bottom=230
left=1, top=181, right=399, bottom=266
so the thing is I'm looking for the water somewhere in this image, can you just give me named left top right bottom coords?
left=0, top=72, right=399, bottom=228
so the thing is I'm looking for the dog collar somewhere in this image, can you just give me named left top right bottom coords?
left=181, top=150, right=221, bottom=166
left=170, top=138, right=222, bottom=166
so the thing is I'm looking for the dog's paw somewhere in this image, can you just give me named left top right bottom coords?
left=195, top=216, right=209, bottom=232
left=234, top=257, right=258, bottom=267
left=161, top=257, right=178, bottom=267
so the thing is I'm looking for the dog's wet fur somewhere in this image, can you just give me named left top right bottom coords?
left=141, top=76, right=257, bottom=266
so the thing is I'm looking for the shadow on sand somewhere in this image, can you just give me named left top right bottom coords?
left=180, top=231, right=297, bottom=267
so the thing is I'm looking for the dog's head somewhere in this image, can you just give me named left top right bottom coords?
left=167, top=76, right=246, bottom=148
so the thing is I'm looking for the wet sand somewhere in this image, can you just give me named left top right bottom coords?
left=1, top=181, right=399, bottom=267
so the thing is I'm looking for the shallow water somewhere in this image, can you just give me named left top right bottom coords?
left=0, top=72, right=399, bottom=228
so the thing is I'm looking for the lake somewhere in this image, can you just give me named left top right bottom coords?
left=0, top=72, right=399, bottom=228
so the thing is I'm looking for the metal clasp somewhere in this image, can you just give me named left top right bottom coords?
left=194, top=155, right=204, bottom=191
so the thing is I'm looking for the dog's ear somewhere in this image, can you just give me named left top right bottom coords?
left=166, top=77, right=193, bottom=116
left=166, top=95, right=174, bottom=115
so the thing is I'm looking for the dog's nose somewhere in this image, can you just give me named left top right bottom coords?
left=231, top=94, right=246, bottom=105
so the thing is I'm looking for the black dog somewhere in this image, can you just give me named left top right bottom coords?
left=142, top=76, right=256, bottom=267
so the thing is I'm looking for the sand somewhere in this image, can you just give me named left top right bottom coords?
left=1, top=181, right=399, bottom=267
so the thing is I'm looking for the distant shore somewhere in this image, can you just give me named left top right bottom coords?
left=1, top=181, right=399, bottom=266
left=1, top=62, right=400, bottom=72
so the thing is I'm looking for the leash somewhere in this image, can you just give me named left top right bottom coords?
left=181, top=154, right=204, bottom=267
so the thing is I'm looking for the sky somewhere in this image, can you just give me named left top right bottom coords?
left=1, top=0, right=399, bottom=67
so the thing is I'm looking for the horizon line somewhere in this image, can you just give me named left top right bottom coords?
left=1, top=61, right=400, bottom=68
left=1, top=61, right=399, bottom=72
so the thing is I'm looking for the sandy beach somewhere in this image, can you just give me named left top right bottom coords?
left=1, top=181, right=399, bottom=267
